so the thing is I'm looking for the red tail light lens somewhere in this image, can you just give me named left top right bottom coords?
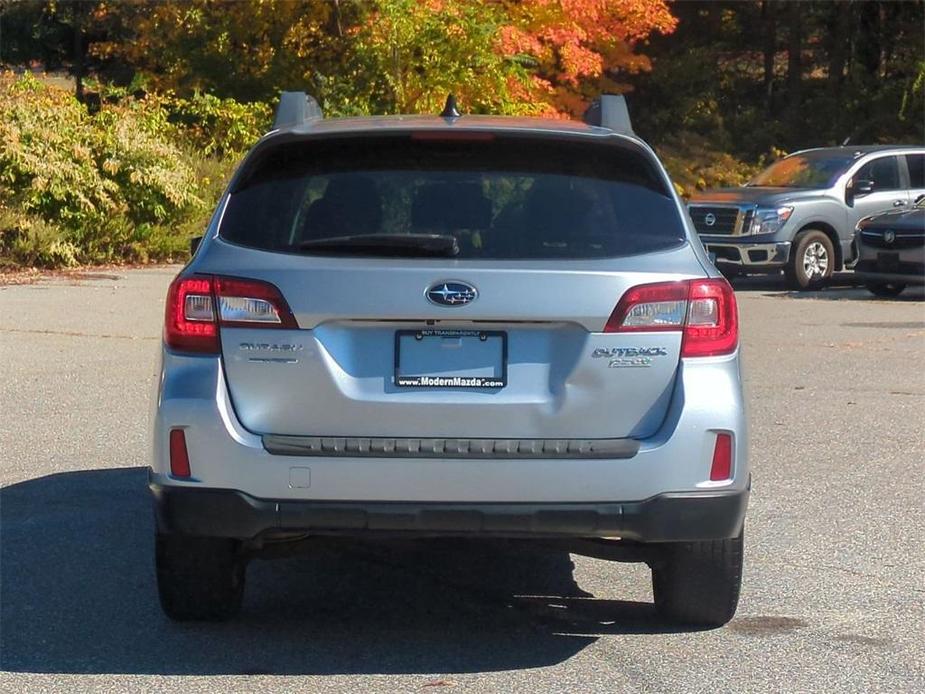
left=165, top=277, right=219, bottom=353
left=604, top=279, right=738, bottom=357
left=710, top=432, right=733, bottom=481
left=169, top=429, right=191, bottom=478
left=164, top=275, right=297, bottom=354
left=682, top=279, right=738, bottom=357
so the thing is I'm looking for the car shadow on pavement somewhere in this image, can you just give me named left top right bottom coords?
left=0, top=468, right=686, bottom=676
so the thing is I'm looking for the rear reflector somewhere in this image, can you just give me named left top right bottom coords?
left=710, top=432, right=733, bottom=481
left=169, top=429, right=191, bottom=478
left=164, top=274, right=297, bottom=353
left=604, top=279, right=738, bottom=357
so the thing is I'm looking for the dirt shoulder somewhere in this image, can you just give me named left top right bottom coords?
left=0, top=263, right=181, bottom=286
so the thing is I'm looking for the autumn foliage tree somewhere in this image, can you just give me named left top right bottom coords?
left=349, top=0, right=677, bottom=116
left=499, top=0, right=677, bottom=116
left=93, top=1, right=355, bottom=103
left=28, top=0, right=677, bottom=116
left=343, top=0, right=536, bottom=116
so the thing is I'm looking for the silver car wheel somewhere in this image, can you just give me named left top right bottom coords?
left=802, top=241, right=829, bottom=279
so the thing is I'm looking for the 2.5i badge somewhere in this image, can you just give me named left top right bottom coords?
left=592, top=346, right=668, bottom=368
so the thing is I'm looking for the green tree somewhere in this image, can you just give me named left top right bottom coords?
left=343, top=0, right=534, bottom=115
left=0, top=0, right=120, bottom=100
left=100, top=0, right=356, bottom=103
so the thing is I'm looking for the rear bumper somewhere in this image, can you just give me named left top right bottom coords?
left=150, top=480, right=749, bottom=542
left=854, top=258, right=925, bottom=285
left=152, top=349, right=748, bottom=504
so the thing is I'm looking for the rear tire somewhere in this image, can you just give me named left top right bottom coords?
left=651, top=530, right=743, bottom=628
left=156, top=534, right=246, bottom=621
left=865, top=282, right=906, bottom=298
left=785, top=229, right=834, bottom=290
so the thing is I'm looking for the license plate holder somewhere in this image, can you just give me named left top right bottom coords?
left=394, top=329, right=507, bottom=389
left=877, top=252, right=900, bottom=273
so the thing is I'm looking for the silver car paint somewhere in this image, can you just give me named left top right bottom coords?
left=154, top=118, right=746, bottom=509
left=201, top=240, right=702, bottom=440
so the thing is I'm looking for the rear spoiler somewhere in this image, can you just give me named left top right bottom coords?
left=583, top=94, right=633, bottom=136
left=273, top=91, right=323, bottom=130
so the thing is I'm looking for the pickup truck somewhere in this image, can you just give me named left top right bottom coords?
left=689, top=146, right=925, bottom=289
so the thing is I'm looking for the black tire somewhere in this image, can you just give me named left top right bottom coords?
left=156, top=534, right=246, bottom=621
left=865, top=282, right=906, bottom=298
left=651, top=530, right=743, bottom=628
left=785, top=229, right=835, bottom=290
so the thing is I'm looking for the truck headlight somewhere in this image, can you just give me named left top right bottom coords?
left=748, top=206, right=793, bottom=235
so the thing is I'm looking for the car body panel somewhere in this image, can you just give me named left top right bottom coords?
left=203, top=246, right=701, bottom=440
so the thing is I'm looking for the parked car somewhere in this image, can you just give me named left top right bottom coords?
left=689, top=146, right=925, bottom=289
left=853, top=194, right=925, bottom=297
left=151, top=93, right=749, bottom=626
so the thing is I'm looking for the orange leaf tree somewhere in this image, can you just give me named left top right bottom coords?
left=499, top=0, right=677, bottom=116
left=81, top=0, right=676, bottom=118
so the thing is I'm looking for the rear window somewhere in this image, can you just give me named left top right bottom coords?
left=220, top=136, right=686, bottom=260
left=906, top=153, right=924, bottom=189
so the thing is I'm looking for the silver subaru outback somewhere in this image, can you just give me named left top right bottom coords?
left=150, top=93, right=749, bottom=626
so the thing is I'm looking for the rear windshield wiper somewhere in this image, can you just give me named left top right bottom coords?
left=297, top=233, right=460, bottom=257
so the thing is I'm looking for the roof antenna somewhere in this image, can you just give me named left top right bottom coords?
left=441, top=94, right=461, bottom=119
left=841, top=136, right=851, bottom=146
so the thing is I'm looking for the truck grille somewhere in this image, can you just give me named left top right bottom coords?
left=689, top=206, right=749, bottom=236
left=860, top=229, right=925, bottom=250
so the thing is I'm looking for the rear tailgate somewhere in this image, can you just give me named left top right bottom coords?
left=207, top=245, right=699, bottom=439
left=202, top=132, right=703, bottom=442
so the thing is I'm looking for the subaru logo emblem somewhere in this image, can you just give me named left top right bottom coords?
left=704, top=213, right=717, bottom=227
left=426, top=281, right=478, bottom=306
left=883, top=230, right=895, bottom=244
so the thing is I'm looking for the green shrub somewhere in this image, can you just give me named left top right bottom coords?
left=0, top=72, right=216, bottom=267
left=656, top=133, right=767, bottom=199
left=0, top=73, right=774, bottom=270
left=0, top=207, right=80, bottom=268
left=166, top=92, right=272, bottom=157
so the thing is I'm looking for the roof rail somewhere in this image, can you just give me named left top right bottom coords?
left=273, top=91, right=323, bottom=130
left=583, top=94, right=633, bottom=136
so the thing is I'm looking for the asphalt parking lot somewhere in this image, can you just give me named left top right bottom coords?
left=1, top=267, right=923, bottom=693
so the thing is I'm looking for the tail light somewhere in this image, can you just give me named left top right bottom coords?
left=164, top=275, right=297, bottom=354
left=213, top=276, right=298, bottom=329
left=604, top=278, right=738, bottom=357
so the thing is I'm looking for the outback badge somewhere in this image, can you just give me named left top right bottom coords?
left=593, top=346, right=668, bottom=368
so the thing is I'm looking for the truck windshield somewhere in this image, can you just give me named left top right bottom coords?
left=748, top=152, right=855, bottom=188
